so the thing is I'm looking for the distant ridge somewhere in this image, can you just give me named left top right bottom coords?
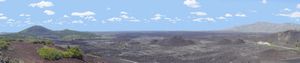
left=2, top=25, right=99, bottom=40
left=224, top=22, right=300, bottom=33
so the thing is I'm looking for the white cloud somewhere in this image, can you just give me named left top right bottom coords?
left=0, top=0, right=5, bottom=2
left=184, top=0, right=200, bottom=8
left=278, top=12, right=300, bottom=18
left=72, top=20, right=84, bottom=24
left=106, top=11, right=140, bottom=22
left=149, top=13, right=181, bottom=23
left=83, top=16, right=97, bottom=21
left=63, top=15, right=69, bottom=18
left=19, top=13, right=31, bottom=17
left=151, top=13, right=163, bottom=21
left=217, top=16, right=226, bottom=20
left=225, top=13, right=233, bottom=17
left=164, top=17, right=181, bottom=23
left=262, top=0, right=267, bottom=4
left=235, top=13, right=247, bottom=17
left=190, top=11, right=207, bottom=16
left=29, top=1, right=54, bottom=8
left=44, top=10, right=55, bottom=15
left=107, top=17, right=122, bottom=22
left=297, top=4, right=300, bottom=9
left=106, top=8, right=111, bottom=11
left=71, top=11, right=96, bottom=21
left=71, top=11, right=95, bottom=17
left=283, top=8, right=292, bottom=12
left=0, top=13, right=8, bottom=20
left=0, top=16, right=7, bottom=20
left=120, top=11, right=128, bottom=15
left=193, top=17, right=215, bottom=22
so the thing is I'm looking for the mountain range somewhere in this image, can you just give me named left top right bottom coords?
left=225, top=22, right=300, bottom=33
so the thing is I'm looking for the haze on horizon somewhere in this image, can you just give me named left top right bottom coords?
left=0, top=0, right=300, bottom=32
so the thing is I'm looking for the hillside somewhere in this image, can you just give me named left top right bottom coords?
left=1, top=25, right=99, bottom=40
left=225, top=22, right=300, bottom=33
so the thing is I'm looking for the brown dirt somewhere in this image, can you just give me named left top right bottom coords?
left=5, top=42, right=107, bottom=63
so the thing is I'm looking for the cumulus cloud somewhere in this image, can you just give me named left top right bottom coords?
left=216, top=16, right=226, bottom=20
left=0, top=13, right=8, bottom=20
left=149, top=13, right=181, bottom=23
left=283, top=8, right=292, bottom=12
left=0, top=16, right=7, bottom=20
left=164, top=17, right=181, bottom=23
left=190, top=11, right=207, bottom=16
left=0, top=0, right=5, bottom=2
left=71, top=11, right=96, bottom=21
left=107, top=17, right=122, bottom=22
left=29, top=1, right=54, bottom=8
left=44, top=10, right=55, bottom=15
left=19, top=13, right=31, bottom=17
left=151, top=13, right=163, bottom=21
left=235, top=13, right=247, bottom=17
left=225, top=13, right=233, bottom=17
left=184, top=0, right=200, bottom=8
left=71, top=11, right=95, bottom=17
left=193, top=17, right=215, bottom=22
left=106, top=11, right=140, bottom=22
left=63, top=15, right=69, bottom=18
left=262, top=0, right=267, bottom=4
left=278, top=12, right=300, bottom=18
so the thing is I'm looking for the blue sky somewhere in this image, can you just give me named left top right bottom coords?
left=0, top=0, right=300, bottom=32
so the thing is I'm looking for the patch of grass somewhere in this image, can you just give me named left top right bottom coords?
left=37, top=46, right=63, bottom=60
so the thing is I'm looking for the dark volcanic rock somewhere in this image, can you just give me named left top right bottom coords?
left=153, top=36, right=195, bottom=46
left=216, top=39, right=245, bottom=45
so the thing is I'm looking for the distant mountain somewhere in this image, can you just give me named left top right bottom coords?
left=19, top=25, right=55, bottom=36
left=1, top=25, right=99, bottom=40
left=225, top=22, right=300, bottom=33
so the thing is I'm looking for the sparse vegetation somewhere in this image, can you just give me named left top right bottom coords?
left=0, top=38, right=10, bottom=50
left=38, top=46, right=83, bottom=60
left=63, top=47, right=83, bottom=59
left=37, top=46, right=63, bottom=60
left=31, top=39, right=54, bottom=46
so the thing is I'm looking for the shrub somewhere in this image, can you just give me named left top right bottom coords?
left=66, top=47, right=83, bottom=59
left=62, top=47, right=83, bottom=59
left=38, top=46, right=83, bottom=60
left=62, top=51, right=73, bottom=58
left=0, top=39, right=9, bottom=50
left=37, top=46, right=63, bottom=60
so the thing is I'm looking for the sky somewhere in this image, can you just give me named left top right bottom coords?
left=0, top=0, right=300, bottom=32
